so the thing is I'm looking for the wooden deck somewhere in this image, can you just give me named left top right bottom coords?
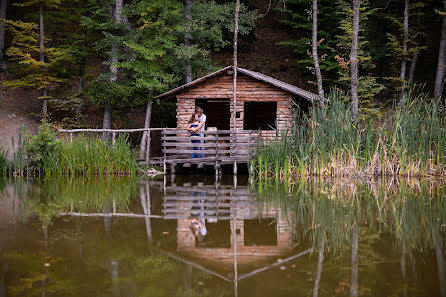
left=159, top=129, right=259, bottom=173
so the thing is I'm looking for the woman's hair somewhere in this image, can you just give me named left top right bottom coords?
left=188, top=112, right=197, bottom=123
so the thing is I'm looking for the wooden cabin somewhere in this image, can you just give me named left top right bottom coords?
left=156, top=66, right=317, bottom=136
left=155, top=66, right=318, bottom=172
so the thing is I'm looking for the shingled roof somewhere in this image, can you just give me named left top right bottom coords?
left=155, top=66, right=319, bottom=101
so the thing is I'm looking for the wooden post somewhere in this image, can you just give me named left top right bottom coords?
left=70, top=132, right=73, bottom=142
left=216, top=129, right=220, bottom=177
left=232, top=0, right=240, bottom=132
left=233, top=130, right=237, bottom=175
left=112, top=132, right=116, bottom=146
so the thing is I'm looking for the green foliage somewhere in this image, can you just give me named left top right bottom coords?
left=25, top=120, right=61, bottom=169
left=46, top=134, right=140, bottom=176
left=2, top=20, right=67, bottom=95
left=0, top=146, right=9, bottom=176
left=279, top=0, right=343, bottom=84
left=254, top=88, right=446, bottom=179
left=335, top=0, right=384, bottom=112
left=385, top=1, right=428, bottom=93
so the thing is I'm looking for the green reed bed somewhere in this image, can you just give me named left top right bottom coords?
left=0, top=147, right=8, bottom=177
left=254, top=89, right=446, bottom=179
left=53, top=134, right=140, bottom=176
left=8, top=122, right=141, bottom=177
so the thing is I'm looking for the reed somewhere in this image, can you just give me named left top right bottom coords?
left=44, top=134, right=140, bottom=176
left=0, top=147, right=8, bottom=177
left=254, top=88, right=446, bottom=179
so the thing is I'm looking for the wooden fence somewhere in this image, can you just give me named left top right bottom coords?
left=57, top=128, right=260, bottom=172
left=161, top=129, right=259, bottom=172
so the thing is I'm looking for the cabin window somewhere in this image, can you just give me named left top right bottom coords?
left=244, top=219, right=277, bottom=246
left=243, top=102, right=277, bottom=130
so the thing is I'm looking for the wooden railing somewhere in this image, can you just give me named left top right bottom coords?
left=161, top=130, right=259, bottom=170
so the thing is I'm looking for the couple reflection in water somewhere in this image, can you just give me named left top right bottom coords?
left=187, top=190, right=207, bottom=242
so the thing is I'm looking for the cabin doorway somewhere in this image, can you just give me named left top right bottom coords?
left=195, top=99, right=230, bottom=130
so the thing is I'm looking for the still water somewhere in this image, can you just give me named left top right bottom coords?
left=0, top=175, right=445, bottom=297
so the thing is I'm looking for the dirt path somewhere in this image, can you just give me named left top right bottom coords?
left=0, top=83, right=40, bottom=159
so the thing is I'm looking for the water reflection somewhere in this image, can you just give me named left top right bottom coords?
left=0, top=177, right=444, bottom=296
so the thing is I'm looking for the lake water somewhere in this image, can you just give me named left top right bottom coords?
left=0, top=175, right=445, bottom=297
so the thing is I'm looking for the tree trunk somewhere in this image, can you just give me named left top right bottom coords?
left=401, top=252, right=408, bottom=297
left=103, top=0, right=123, bottom=137
left=103, top=102, right=112, bottom=140
left=184, top=0, right=194, bottom=83
left=140, top=181, right=152, bottom=243
left=434, top=1, right=446, bottom=103
left=39, top=2, right=48, bottom=115
left=76, top=37, right=86, bottom=116
left=436, top=232, right=446, bottom=297
left=0, top=0, right=8, bottom=74
left=139, top=100, right=152, bottom=161
left=232, top=0, right=240, bottom=131
left=350, top=225, right=359, bottom=297
left=350, top=0, right=361, bottom=121
left=313, top=236, right=325, bottom=297
left=408, top=50, right=419, bottom=85
left=399, top=0, right=409, bottom=103
left=408, top=14, right=422, bottom=85
left=312, top=0, right=324, bottom=105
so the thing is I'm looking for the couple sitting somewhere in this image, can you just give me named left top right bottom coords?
left=187, top=107, right=206, bottom=158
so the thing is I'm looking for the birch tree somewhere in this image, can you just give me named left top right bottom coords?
left=399, top=0, right=409, bottom=103
left=434, top=1, right=446, bottom=103
left=350, top=0, right=361, bottom=121
left=312, top=0, right=324, bottom=105
left=184, top=0, right=194, bottom=84
left=103, top=0, right=124, bottom=135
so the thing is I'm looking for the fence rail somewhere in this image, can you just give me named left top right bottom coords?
left=161, top=129, right=259, bottom=172
left=57, top=128, right=260, bottom=173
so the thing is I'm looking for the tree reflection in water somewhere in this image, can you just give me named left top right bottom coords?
left=0, top=177, right=444, bottom=297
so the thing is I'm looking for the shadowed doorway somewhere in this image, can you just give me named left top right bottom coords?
left=195, top=98, right=230, bottom=130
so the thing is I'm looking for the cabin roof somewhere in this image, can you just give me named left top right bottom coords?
left=155, top=66, right=318, bottom=101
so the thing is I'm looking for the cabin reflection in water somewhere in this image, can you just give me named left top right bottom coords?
left=161, top=183, right=296, bottom=272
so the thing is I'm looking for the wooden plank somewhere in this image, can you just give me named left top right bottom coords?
left=163, top=149, right=219, bottom=154
left=162, top=136, right=256, bottom=141
left=59, top=128, right=175, bottom=133
left=162, top=129, right=258, bottom=135
left=163, top=142, right=256, bottom=148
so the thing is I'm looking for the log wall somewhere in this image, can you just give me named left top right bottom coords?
left=176, top=73, right=293, bottom=137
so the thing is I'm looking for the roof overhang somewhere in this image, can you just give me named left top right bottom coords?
left=155, top=66, right=320, bottom=102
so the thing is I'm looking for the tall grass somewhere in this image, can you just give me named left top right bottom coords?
left=254, top=89, right=446, bottom=179
left=43, top=134, right=140, bottom=176
left=0, top=146, right=8, bottom=177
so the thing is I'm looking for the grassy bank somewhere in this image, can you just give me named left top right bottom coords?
left=3, top=123, right=140, bottom=177
left=254, top=90, right=446, bottom=179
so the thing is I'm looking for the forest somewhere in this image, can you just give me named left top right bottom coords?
left=0, top=0, right=445, bottom=178
left=0, top=0, right=444, bottom=127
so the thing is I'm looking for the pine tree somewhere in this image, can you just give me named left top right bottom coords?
left=2, top=19, right=67, bottom=113
left=14, top=0, right=63, bottom=114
